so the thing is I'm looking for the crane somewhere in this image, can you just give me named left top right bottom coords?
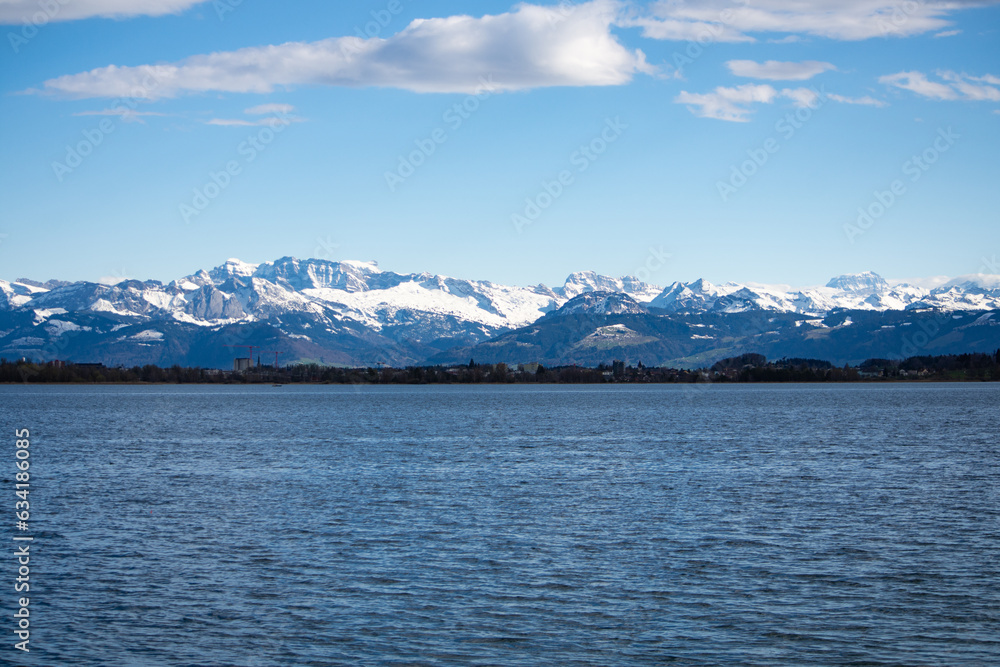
left=259, top=351, right=283, bottom=368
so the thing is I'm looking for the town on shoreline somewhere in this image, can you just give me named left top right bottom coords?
left=2, top=351, right=998, bottom=385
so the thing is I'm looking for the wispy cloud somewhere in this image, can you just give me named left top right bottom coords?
left=620, top=14, right=752, bottom=43
left=674, top=84, right=780, bottom=122
left=31, top=1, right=652, bottom=99
left=244, top=103, right=295, bottom=116
left=0, top=0, right=208, bottom=24
left=206, top=104, right=303, bottom=127
left=880, top=70, right=1000, bottom=101
left=73, top=109, right=170, bottom=123
left=726, top=60, right=837, bottom=81
left=625, top=0, right=998, bottom=42
left=827, top=93, right=887, bottom=107
left=676, top=84, right=886, bottom=121
left=768, top=35, right=803, bottom=44
left=933, top=29, right=962, bottom=37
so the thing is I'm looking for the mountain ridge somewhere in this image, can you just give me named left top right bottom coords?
left=2, top=258, right=1000, bottom=368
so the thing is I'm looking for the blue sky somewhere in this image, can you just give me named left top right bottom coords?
left=1, top=0, right=998, bottom=289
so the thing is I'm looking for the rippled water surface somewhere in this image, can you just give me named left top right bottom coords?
left=2, top=383, right=998, bottom=665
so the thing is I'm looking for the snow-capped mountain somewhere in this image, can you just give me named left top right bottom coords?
left=547, top=292, right=649, bottom=317
left=558, top=271, right=662, bottom=302
left=825, top=271, right=889, bottom=294
left=646, top=272, right=988, bottom=316
left=2, top=260, right=1000, bottom=367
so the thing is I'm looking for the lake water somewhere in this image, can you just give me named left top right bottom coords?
left=1, top=383, right=998, bottom=665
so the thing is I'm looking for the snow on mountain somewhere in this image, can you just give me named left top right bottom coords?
left=559, top=271, right=662, bottom=302
left=911, top=274, right=1000, bottom=311
left=303, top=269, right=559, bottom=334
left=253, top=257, right=388, bottom=292
left=825, top=271, right=890, bottom=294
left=0, top=280, right=42, bottom=309
left=939, top=274, right=1000, bottom=291
left=649, top=279, right=751, bottom=312
left=645, top=272, right=996, bottom=316
left=548, top=292, right=648, bottom=317
left=209, top=258, right=259, bottom=283
left=802, top=273, right=1000, bottom=313
left=4, top=258, right=563, bottom=346
left=3, top=262, right=1000, bottom=365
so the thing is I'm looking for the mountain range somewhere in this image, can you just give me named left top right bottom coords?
left=2, top=257, right=999, bottom=369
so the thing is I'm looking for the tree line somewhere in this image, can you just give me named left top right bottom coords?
left=2, top=351, right=998, bottom=384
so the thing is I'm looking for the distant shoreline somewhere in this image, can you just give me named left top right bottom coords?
left=2, top=379, right=997, bottom=386
left=4, top=351, right=998, bottom=385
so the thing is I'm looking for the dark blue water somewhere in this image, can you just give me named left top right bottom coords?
left=1, top=383, right=998, bottom=665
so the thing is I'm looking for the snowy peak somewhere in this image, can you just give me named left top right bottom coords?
left=252, top=257, right=387, bottom=292
left=559, top=271, right=661, bottom=302
left=4, top=258, right=1000, bottom=357
left=648, top=279, right=746, bottom=312
left=937, top=274, right=1000, bottom=292
left=549, top=291, right=648, bottom=317
left=208, top=258, right=260, bottom=284
left=825, top=272, right=889, bottom=295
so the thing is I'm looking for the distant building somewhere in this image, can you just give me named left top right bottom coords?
left=233, top=358, right=253, bottom=372
left=612, top=360, right=626, bottom=378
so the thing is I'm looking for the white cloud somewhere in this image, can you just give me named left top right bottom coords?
left=888, top=275, right=951, bottom=289
left=727, top=60, right=837, bottom=81
left=676, top=84, right=885, bottom=120
left=96, top=275, right=129, bottom=286
left=627, top=0, right=998, bottom=42
left=674, top=84, right=779, bottom=122
left=933, top=29, right=962, bottom=37
left=245, top=103, right=295, bottom=115
left=32, top=1, right=652, bottom=99
left=73, top=109, right=169, bottom=123
left=207, top=104, right=302, bottom=127
left=881, top=70, right=1000, bottom=101
left=780, top=87, right=823, bottom=108
left=940, top=70, right=1000, bottom=100
left=880, top=71, right=959, bottom=99
left=768, top=35, right=803, bottom=44
left=0, top=0, right=207, bottom=24
left=206, top=118, right=282, bottom=127
left=826, top=93, right=887, bottom=107
left=620, top=15, right=752, bottom=43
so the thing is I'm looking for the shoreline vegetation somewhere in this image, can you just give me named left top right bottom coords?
left=2, top=351, right=999, bottom=385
